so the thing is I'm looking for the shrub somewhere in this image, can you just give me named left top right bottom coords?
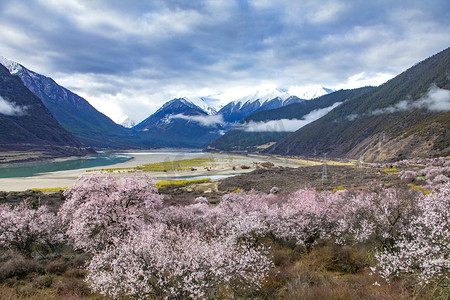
left=44, top=258, right=69, bottom=275
left=0, top=256, right=43, bottom=282
left=156, top=178, right=210, bottom=189
left=400, top=170, right=417, bottom=182
left=33, top=274, right=53, bottom=289
left=194, top=196, right=209, bottom=204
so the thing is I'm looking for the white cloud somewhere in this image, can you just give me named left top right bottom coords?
left=0, top=0, right=449, bottom=124
left=307, top=1, right=347, bottom=24
left=346, top=85, right=450, bottom=120
left=169, top=114, right=225, bottom=127
left=370, top=85, right=450, bottom=116
left=339, top=72, right=395, bottom=89
left=0, top=96, right=28, bottom=116
left=241, top=101, right=343, bottom=132
left=416, top=85, right=450, bottom=111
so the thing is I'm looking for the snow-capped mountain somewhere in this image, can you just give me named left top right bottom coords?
left=0, top=56, right=22, bottom=75
left=136, top=97, right=219, bottom=130
left=153, top=97, right=217, bottom=117
left=288, top=85, right=335, bottom=100
left=218, top=89, right=306, bottom=123
left=121, top=117, right=136, bottom=128
left=233, top=89, right=292, bottom=105
left=186, top=97, right=217, bottom=115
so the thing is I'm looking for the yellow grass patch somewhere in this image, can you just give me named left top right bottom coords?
left=31, top=187, right=67, bottom=192
left=87, top=158, right=217, bottom=173
left=156, top=178, right=211, bottom=189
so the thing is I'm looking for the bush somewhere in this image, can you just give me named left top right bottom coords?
left=33, top=274, right=53, bottom=289
left=0, top=256, right=43, bottom=282
left=56, top=278, right=91, bottom=297
left=44, top=258, right=69, bottom=275
left=400, top=170, right=417, bottom=182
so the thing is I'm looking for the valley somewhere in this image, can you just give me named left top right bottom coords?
left=0, top=30, right=448, bottom=300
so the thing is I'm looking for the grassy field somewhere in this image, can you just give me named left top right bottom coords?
left=86, top=158, right=220, bottom=173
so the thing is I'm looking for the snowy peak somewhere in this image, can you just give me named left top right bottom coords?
left=182, top=97, right=217, bottom=115
left=288, top=85, right=335, bottom=100
left=157, top=97, right=216, bottom=115
left=0, top=56, right=23, bottom=74
left=121, top=117, right=136, bottom=128
left=234, top=89, right=291, bottom=106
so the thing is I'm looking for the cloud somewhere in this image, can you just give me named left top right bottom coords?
left=241, top=101, right=343, bottom=132
left=371, top=85, right=450, bottom=116
left=346, top=85, right=450, bottom=120
left=169, top=113, right=225, bottom=127
left=0, top=0, right=448, bottom=123
left=0, top=96, right=28, bottom=116
left=416, top=85, right=450, bottom=111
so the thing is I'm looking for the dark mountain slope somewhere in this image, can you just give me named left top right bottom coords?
left=0, top=65, right=92, bottom=157
left=207, top=87, right=373, bottom=152
left=1, top=59, right=136, bottom=149
left=265, top=47, right=450, bottom=161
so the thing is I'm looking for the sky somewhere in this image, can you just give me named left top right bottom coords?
left=0, top=0, right=449, bottom=124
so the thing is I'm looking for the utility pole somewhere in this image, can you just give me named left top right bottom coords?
left=322, top=153, right=328, bottom=184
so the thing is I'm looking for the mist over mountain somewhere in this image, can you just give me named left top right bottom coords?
left=132, top=87, right=333, bottom=148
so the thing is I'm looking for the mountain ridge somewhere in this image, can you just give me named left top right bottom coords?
left=0, top=57, right=138, bottom=149
left=265, top=47, right=450, bottom=161
left=0, top=64, right=93, bottom=158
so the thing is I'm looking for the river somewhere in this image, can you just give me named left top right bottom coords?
left=0, top=150, right=305, bottom=191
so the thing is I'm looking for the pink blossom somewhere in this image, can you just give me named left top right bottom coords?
left=375, top=183, right=450, bottom=285
left=59, top=173, right=163, bottom=252
left=86, top=224, right=273, bottom=299
left=0, top=202, right=63, bottom=257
